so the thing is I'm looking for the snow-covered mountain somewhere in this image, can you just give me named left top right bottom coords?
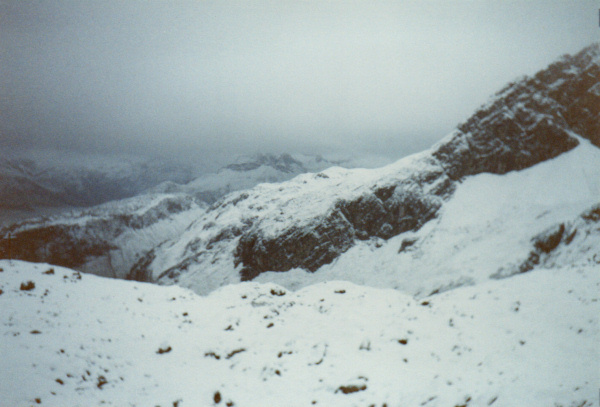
left=147, top=153, right=391, bottom=204
left=126, top=43, right=600, bottom=295
left=1, top=258, right=597, bottom=406
left=0, top=193, right=206, bottom=279
left=0, top=152, right=387, bottom=278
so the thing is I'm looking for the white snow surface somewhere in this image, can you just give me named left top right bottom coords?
left=0, top=260, right=597, bottom=407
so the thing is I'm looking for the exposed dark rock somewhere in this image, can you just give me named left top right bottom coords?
left=126, top=249, right=156, bottom=282
left=494, top=202, right=600, bottom=279
left=337, top=384, right=367, bottom=394
left=373, top=185, right=396, bottom=201
left=20, top=281, right=35, bottom=291
left=204, top=352, right=221, bottom=360
left=337, top=195, right=387, bottom=238
left=0, top=225, right=115, bottom=270
left=235, top=178, right=444, bottom=279
left=564, top=228, right=578, bottom=245
left=225, top=348, right=246, bottom=359
left=206, top=225, right=248, bottom=249
left=533, top=224, right=565, bottom=253
left=156, top=345, right=172, bottom=354
left=236, top=210, right=355, bottom=280
left=270, top=288, right=286, bottom=296
left=437, top=116, right=578, bottom=180
left=581, top=203, right=600, bottom=222
left=0, top=195, right=200, bottom=279
left=398, top=238, right=418, bottom=253
left=96, top=375, right=108, bottom=389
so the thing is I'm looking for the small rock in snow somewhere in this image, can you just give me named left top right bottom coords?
left=20, top=281, right=35, bottom=291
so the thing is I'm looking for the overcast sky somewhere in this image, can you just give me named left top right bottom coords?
left=1, top=0, right=598, bottom=170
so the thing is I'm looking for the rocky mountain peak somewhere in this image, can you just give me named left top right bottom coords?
left=434, top=42, right=599, bottom=180
left=224, top=153, right=305, bottom=174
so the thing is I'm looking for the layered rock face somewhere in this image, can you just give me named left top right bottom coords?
left=491, top=202, right=600, bottom=279
left=435, top=43, right=599, bottom=179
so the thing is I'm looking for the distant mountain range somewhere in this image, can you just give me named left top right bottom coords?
left=146, top=153, right=390, bottom=203
left=0, top=153, right=199, bottom=228
left=0, top=154, right=198, bottom=210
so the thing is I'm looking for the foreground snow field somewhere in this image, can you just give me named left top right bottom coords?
left=1, top=260, right=597, bottom=407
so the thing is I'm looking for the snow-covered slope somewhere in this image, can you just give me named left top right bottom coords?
left=0, top=194, right=207, bottom=279
left=148, top=153, right=391, bottom=204
left=134, top=43, right=600, bottom=295
left=1, top=260, right=597, bottom=407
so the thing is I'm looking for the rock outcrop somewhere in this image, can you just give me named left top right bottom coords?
left=492, top=202, right=600, bottom=279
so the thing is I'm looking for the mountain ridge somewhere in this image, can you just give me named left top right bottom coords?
left=135, top=43, right=599, bottom=293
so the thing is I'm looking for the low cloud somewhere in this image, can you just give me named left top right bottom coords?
left=1, top=0, right=597, bottom=170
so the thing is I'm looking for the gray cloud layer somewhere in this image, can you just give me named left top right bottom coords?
left=1, top=0, right=598, bottom=169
